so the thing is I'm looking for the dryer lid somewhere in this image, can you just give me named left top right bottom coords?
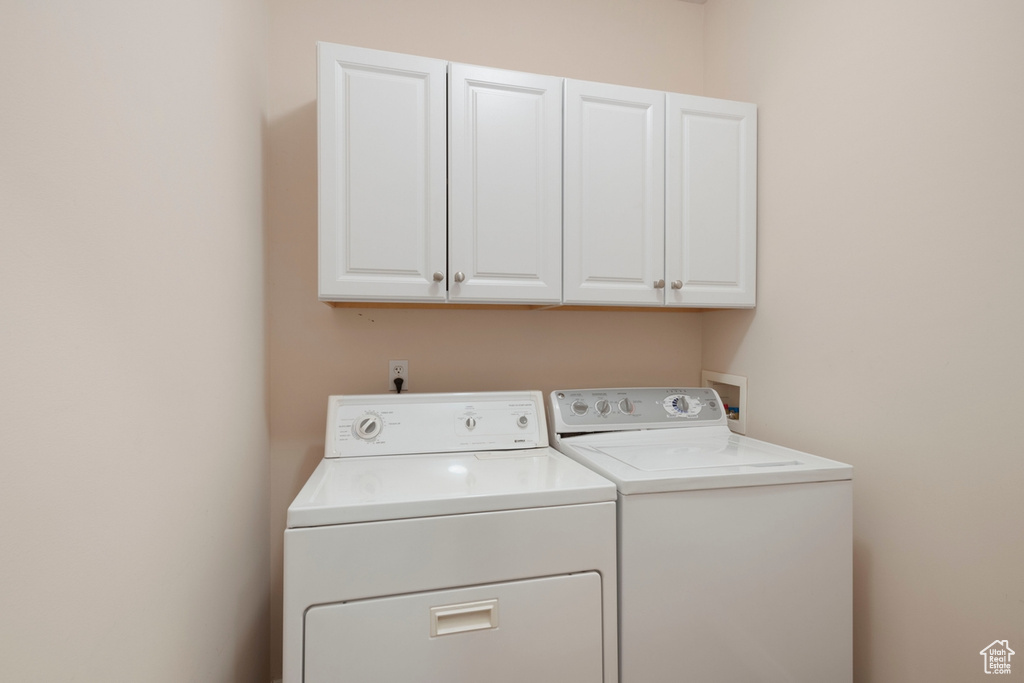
left=287, top=447, right=616, bottom=528
left=558, top=427, right=852, bottom=494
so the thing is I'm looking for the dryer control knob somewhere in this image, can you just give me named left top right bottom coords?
left=354, top=414, right=382, bottom=440
left=618, top=398, right=634, bottom=415
left=570, top=400, right=589, bottom=416
left=517, top=415, right=529, bottom=428
left=595, top=399, right=611, bottom=416
left=465, top=417, right=477, bottom=430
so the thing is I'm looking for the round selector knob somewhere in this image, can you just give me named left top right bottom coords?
left=465, top=417, right=477, bottom=431
left=665, top=395, right=690, bottom=415
left=618, top=397, right=634, bottom=415
left=517, top=415, right=529, bottom=428
left=354, top=414, right=382, bottom=440
left=594, top=399, right=611, bottom=416
left=570, top=399, right=589, bottom=416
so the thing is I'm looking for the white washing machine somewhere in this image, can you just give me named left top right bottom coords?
left=283, top=391, right=619, bottom=683
left=548, top=387, right=853, bottom=683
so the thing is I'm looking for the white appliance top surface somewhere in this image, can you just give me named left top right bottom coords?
left=287, top=446, right=616, bottom=528
left=557, top=426, right=852, bottom=494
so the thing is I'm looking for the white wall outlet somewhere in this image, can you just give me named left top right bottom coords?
left=389, top=360, right=409, bottom=393
left=701, top=370, right=747, bottom=435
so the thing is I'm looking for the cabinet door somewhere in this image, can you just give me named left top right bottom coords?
left=318, top=43, right=447, bottom=302
left=448, top=64, right=563, bottom=303
left=665, top=94, right=757, bottom=307
left=563, top=80, right=665, bottom=306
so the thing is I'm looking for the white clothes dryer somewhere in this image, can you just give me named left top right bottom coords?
left=548, top=387, right=853, bottom=683
left=283, top=391, right=618, bottom=683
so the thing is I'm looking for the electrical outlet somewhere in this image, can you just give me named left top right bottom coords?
left=389, top=360, right=409, bottom=393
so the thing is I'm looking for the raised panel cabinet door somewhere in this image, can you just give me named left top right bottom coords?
left=448, top=64, right=563, bottom=304
left=318, top=43, right=447, bottom=302
left=563, top=80, right=665, bottom=306
left=665, top=94, right=757, bottom=307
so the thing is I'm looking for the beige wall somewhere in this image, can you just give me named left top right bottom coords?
left=702, top=1, right=1024, bottom=681
left=0, top=2, right=269, bottom=681
left=14, top=2, right=1014, bottom=680
left=266, top=0, right=707, bottom=674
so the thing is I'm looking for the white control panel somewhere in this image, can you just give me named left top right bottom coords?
left=549, top=387, right=728, bottom=434
left=326, top=391, right=546, bottom=458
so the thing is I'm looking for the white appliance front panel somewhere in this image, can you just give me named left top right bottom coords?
left=618, top=481, right=852, bottom=683
left=304, top=573, right=603, bottom=683
left=287, top=447, right=616, bottom=527
left=283, top=502, right=619, bottom=683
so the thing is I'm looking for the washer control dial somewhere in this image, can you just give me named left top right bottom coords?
left=517, top=415, right=529, bottom=428
left=465, top=417, right=477, bottom=431
left=594, top=399, right=611, bottom=416
left=618, top=398, right=634, bottom=415
left=570, top=400, right=589, bottom=416
left=353, top=413, right=383, bottom=440
left=663, top=394, right=702, bottom=417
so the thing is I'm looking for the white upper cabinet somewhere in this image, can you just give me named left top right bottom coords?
left=448, top=64, right=563, bottom=303
left=318, top=43, right=447, bottom=302
left=665, top=94, right=757, bottom=308
left=317, top=42, right=757, bottom=309
left=563, top=80, right=666, bottom=306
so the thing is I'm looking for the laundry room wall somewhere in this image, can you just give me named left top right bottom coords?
left=0, top=2, right=268, bottom=681
left=699, top=1, right=1024, bottom=681
left=266, top=0, right=707, bottom=675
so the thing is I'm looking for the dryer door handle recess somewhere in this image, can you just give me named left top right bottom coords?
left=430, top=599, right=499, bottom=636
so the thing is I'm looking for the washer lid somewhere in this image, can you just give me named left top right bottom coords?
left=287, top=447, right=616, bottom=528
left=558, top=426, right=852, bottom=494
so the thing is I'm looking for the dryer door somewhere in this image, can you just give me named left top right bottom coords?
left=304, top=572, right=604, bottom=683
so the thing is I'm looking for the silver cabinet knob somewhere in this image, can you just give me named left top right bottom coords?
left=454, top=272, right=466, bottom=283
left=671, top=280, right=683, bottom=289
left=432, top=271, right=444, bottom=282
left=654, top=279, right=665, bottom=289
